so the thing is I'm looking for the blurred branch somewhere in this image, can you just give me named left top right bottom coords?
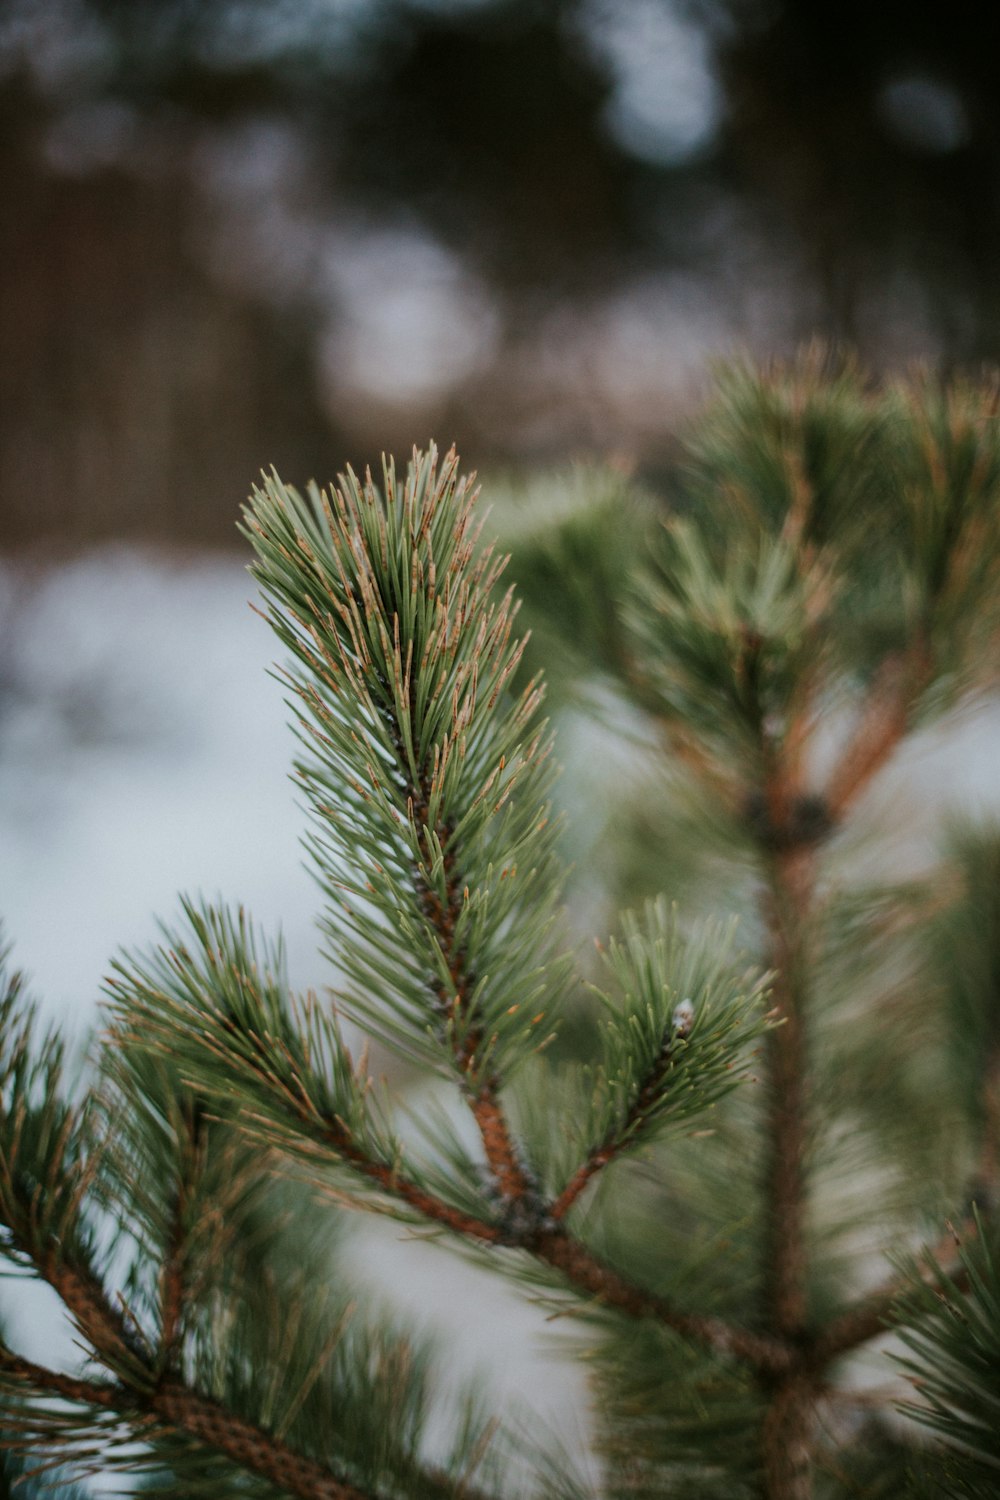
left=815, top=1219, right=976, bottom=1364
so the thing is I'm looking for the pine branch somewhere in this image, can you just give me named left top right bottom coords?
left=242, top=449, right=569, bottom=1214
left=0, top=1344, right=467, bottom=1500
left=2, top=1124, right=501, bottom=1500
left=0, top=1347, right=121, bottom=1413
left=530, top=1229, right=792, bottom=1374
left=110, top=903, right=793, bottom=1374
left=245, top=448, right=566, bottom=1080
left=550, top=904, right=773, bottom=1220
left=2, top=1123, right=403, bottom=1500
left=815, top=1219, right=975, bottom=1364
left=823, top=644, right=931, bottom=818
left=548, top=1014, right=704, bottom=1224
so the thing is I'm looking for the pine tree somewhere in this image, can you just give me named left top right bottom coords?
left=3, top=354, right=1000, bottom=1499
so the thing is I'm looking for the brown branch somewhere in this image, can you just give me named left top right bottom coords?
left=152, top=1381, right=399, bottom=1500
left=263, top=1068, right=793, bottom=1372
left=549, top=1146, right=615, bottom=1222
left=42, top=1257, right=149, bottom=1370
left=753, top=721, right=822, bottom=1498
left=532, top=1228, right=793, bottom=1375
left=159, top=1188, right=187, bottom=1365
left=0, top=1344, right=416, bottom=1500
left=3, top=1260, right=489, bottom=1500
left=815, top=1218, right=976, bottom=1364
left=230, top=1048, right=802, bottom=1375
left=328, top=1128, right=506, bottom=1243
left=550, top=1024, right=692, bottom=1221
left=824, top=646, right=930, bottom=820
left=314, top=1105, right=797, bottom=1370
left=0, top=1346, right=121, bottom=1411
left=760, top=845, right=814, bottom=1342
left=159, top=1098, right=212, bottom=1366
left=371, top=1145, right=795, bottom=1371
left=467, top=1087, right=528, bottom=1201
left=760, top=1376, right=816, bottom=1500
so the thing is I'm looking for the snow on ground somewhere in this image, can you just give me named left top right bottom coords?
left=0, top=547, right=317, bottom=1031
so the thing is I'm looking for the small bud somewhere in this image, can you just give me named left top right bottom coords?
left=672, top=999, right=695, bottom=1038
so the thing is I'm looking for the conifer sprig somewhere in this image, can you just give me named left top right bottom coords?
left=106, top=899, right=506, bottom=1239
left=106, top=899, right=790, bottom=1372
left=243, top=447, right=568, bottom=1206
left=244, top=448, right=564, bottom=1078
left=551, top=903, right=772, bottom=1220
left=1, top=945, right=525, bottom=1500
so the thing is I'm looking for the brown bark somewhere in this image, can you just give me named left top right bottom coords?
left=152, top=1382, right=386, bottom=1500
left=757, top=759, right=818, bottom=1496
left=760, top=1378, right=816, bottom=1500
left=0, top=1344, right=420, bottom=1500
left=761, top=848, right=814, bottom=1343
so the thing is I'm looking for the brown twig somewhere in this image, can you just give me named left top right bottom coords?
left=824, top=647, right=930, bottom=820
left=814, top=1217, right=975, bottom=1364
left=159, top=1186, right=187, bottom=1367
left=757, top=841, right=817, bottom=1500
left=760, top=844, right=814, bottom=1342
left=316, top=1106, right=795, bottom=1371
left=317, top=1120, right=506, bottom=1243
left=0, top=1344, right=430, bottom=1500
left=550, top=1025, right=691, bottom=1221
left=548, top=1147, right=615, bottom=1222
left=42, top=1257, right=150, bottom=1371
left=401, top=728, right=532, bottom=1204
left=743, top=664, right=823, bottom=1500
left=1, top=1265, right=487, bottom=1500
left=151, top=1381, right=401, bottom=1500
left=0, top=1347, right=121, bottom=1411
left=532, top=1229, right=793, bottom=1375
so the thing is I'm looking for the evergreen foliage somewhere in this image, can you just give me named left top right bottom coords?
left=4, top=355, right=1000, bottom=1499
left=896, top=1216, right=1000, bottom=1498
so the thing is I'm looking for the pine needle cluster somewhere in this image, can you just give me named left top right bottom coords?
left=4, top=355, right=1000, bottom=1499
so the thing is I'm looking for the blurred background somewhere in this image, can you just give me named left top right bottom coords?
left=2, top=0, right=1000, bottom=548
left=3, top=0, right=1000, bottom=1476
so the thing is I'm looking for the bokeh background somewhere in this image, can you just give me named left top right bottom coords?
left=3, top=0, right=1000, bottom=547
left=3, top=0, right=1000, bottom=1481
